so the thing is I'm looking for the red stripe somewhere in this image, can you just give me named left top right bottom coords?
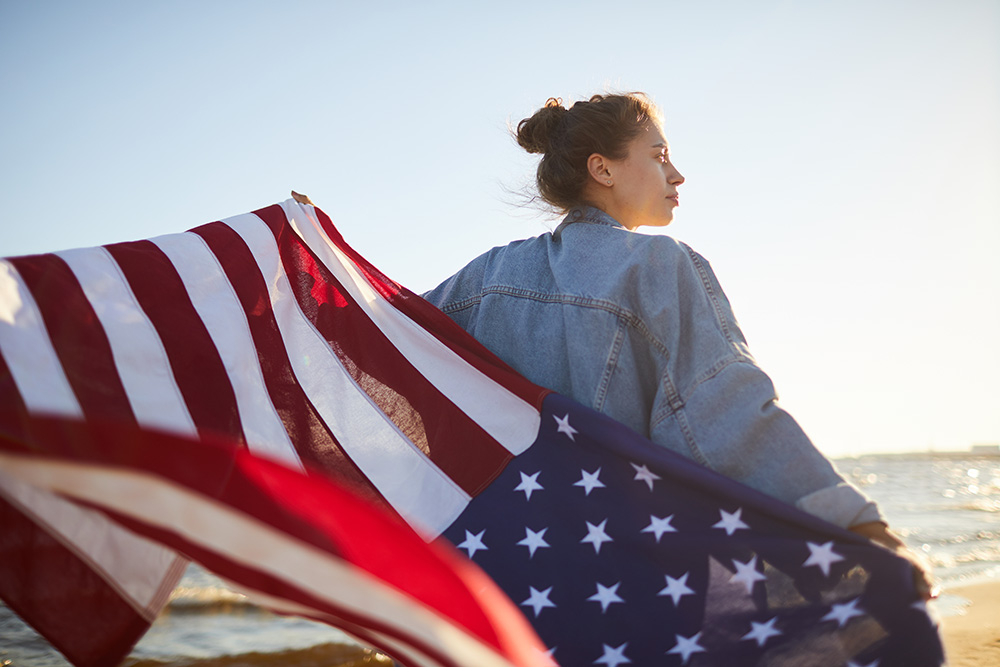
left=72, top=508, right=466, bottom=667
left=0, top=349, right=29, bottom=440
left=0, top=494, right=151, bottom=667
left=254, top=206, right=513, bottom=495
left=0, top=415, right=543, bottom=661
left=0, top=357, right=149, bottom=667
left=190, top=221, right=392, bottom=512
left=8, top=254, right=137, bottom=425
left=104, top=240, right=245, bottom=444
left=307, top=205, right=548, bottom=411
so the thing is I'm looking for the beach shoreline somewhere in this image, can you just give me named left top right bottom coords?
left=938, top=579, right=1000, bottom=667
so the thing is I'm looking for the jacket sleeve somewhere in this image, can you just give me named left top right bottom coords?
left=645, top=246, right=883, bottom=529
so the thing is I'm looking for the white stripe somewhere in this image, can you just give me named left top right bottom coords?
left=0, top=258, right=185, bottom=624
left=221, top=214, right=469, bottom=536
left=0, top=469, right=184, bottom=619
left=0, top=454, right=525, bottom=667
left=56, top=247, right=196, bottom=436
left=151, top=232, right=302, bottom=469
left=280, top=200, right=540, bottom=455
left=0, top=261, right=82, bottom=417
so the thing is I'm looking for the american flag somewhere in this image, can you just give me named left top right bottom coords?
left=443, top=392, right=945, bottom=666
left=0, top=200, right=944, bottom=666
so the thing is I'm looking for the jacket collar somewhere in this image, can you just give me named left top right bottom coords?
left=554, top=206, right=625, bottom=239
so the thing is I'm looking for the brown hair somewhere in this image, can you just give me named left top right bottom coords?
left=516, top=93, right=663, bottom=213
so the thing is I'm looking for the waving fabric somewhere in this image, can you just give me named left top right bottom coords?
left=0, top=201, right=943, bottom=666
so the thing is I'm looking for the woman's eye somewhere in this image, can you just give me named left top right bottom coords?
left=658, top=152, right=669, bottom=163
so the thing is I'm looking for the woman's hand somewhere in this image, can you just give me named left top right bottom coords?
left=291, top=190, right=314, bottom=206
left=849, top=521, right=938, bottom=601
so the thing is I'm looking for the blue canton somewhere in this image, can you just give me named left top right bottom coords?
left=441, top=394, right=943, bottom=667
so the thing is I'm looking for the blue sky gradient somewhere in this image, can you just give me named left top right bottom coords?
left=2, top=0, right=997, bottom=455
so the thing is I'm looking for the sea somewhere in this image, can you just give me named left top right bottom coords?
left=2, top=451, right=998, bottom=666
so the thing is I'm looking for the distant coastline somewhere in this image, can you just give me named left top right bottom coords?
left=835, top=445, right=1000, bottom=460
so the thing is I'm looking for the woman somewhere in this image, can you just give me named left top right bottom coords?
left=417, top=93, right=934, bottom=598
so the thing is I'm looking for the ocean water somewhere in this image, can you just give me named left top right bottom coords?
left=834, top=452, right=1000, bottom=620
left=836, top=453, right=1000, bottom=590
left=2, top=452, right=998, bottom=666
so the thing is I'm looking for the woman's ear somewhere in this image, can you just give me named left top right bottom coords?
left=586, top=153, right=614, bottom=187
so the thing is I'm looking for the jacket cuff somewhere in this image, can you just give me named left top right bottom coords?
left=794, top=482, right=885, bottom=529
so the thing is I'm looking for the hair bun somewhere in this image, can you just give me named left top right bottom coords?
left=516, top=97, right=567, bottom=154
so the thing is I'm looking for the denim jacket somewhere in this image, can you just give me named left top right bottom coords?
left=422, top=207, right=881, bottom=528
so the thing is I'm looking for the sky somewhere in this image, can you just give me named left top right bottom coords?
left=1, top=0, right=997, bottom=457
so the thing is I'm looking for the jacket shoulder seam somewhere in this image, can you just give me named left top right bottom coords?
left=471, top=285, right=673, bottom=359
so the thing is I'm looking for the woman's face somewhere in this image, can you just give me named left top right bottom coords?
left=603, top=123, right=685, bottom=230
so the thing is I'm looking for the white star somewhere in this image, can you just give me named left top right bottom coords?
left=553, top=413, right=578, bottom=440
left=574, top=468, right=606, bottom=495
left=514, top=471, right=543, bottom=500
left=581, top=519, right=613, bottom=554
left=594, top=642, right=630, bottom=667
left=630, top=462, right=661, bottom=490
left=517, top=527, right=550, bottom=558
left=657, top=572, right=695, bottom=606
left=821, top=597, right=865, bottom=627
left=456, top=529, right=487, bottom=558
left=520, top=586, right=556, bottom=617
left=846, top=661, right=880, bottom=667
left=666, top=632, right=705, bottom=665
left=588, top=581, right=625, bottom=613
left=730, top=554, right=767, bottom=594
left=641, top=514, right=677, bottom=542
left=803, top=541, right=845, bottom=577
left=713, top=507, right=749, bottom=535
left=742, top=616, right=782, bottom=647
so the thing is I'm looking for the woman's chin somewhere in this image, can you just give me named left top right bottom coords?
left=639, top=215, right=674, bottom=230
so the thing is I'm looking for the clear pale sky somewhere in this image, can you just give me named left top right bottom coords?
left=1, top=1, right=997, bottom=457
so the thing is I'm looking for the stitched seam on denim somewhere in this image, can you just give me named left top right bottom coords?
left=438, top=294, right=483, bottom=314
left=469, top=285, right=672, bottom=360
left=656, top=358, right=757, bottom=426
left=686, top=355, right=754, bottom=401
left=593, top=319, right=626, bottom=413
left=652, top=358, right=756, bottom=470
left=671, top=405, right=711, bottom=467
left=650, top=363, right=687, bottom=428
left=685, top=246, right=738, bottom=345
left=470, top=286, right=686, bottom=415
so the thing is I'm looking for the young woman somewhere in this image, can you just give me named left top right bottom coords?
left=418, top=93, right=934, bottom=598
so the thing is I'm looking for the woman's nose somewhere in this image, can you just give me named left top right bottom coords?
left=668, top=165, right=685, bottom=186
